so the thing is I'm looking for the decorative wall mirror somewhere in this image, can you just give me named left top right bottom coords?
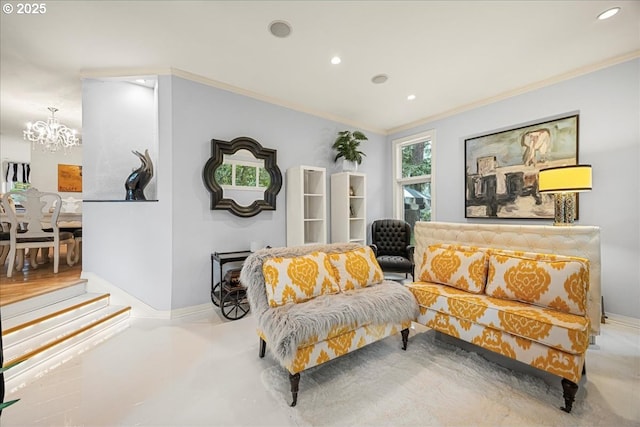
left=203, top=136, right=282, bottom=217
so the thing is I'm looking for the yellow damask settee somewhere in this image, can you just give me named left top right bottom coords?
left=241, top=242, right=419, bottom=406
left=407, top=221, right=601, bottom=413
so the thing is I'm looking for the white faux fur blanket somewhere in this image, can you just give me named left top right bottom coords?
left=240, top=243, right=419, bottom=367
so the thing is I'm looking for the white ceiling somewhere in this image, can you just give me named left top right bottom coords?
left=1, top=1, right=638, bottom=139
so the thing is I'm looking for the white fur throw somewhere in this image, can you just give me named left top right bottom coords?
left=240, top=242, right=419, bottom=366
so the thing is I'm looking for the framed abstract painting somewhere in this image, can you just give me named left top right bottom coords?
left=464, top=114, right=579, bottom=219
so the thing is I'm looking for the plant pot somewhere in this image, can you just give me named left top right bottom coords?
left=342, top=160, right=358, bottom=172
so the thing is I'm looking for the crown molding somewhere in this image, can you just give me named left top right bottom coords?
left=79, top=67, right=385, bottom=135
left=387, top=50, right=640, bottom=135
left=79, top=50, right=639, bottom=137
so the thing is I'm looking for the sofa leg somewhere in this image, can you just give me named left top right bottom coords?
left=259, top=338, right=266, bottom=358
left=401, top=328, right=409, bottom=350
left=289, top=372, right=300, bottom=407
left=561, top=378, right=578, bottom=413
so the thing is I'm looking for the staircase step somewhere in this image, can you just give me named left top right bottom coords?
left=2, top=294, right=117, bottom=362
left=2, top=293, right=113, bottom=349
left=1, top=280, right=88, bottom=320
left=4, top=305, right=131, bottom=391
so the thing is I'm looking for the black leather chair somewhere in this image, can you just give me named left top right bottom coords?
left=370, top=219, right=414, bottom=280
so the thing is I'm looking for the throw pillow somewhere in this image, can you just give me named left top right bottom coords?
left=263, top=251, right=340, bottom=307
left=328, top=246, right=384, bottom=291
left=419, top=245, right=488, bottom=293
left=485, top=253, right=589, bottom=315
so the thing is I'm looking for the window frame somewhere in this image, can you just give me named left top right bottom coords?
left=219, top=158, right=269, bottom=191
left=391, top=129, right=436, bottom=222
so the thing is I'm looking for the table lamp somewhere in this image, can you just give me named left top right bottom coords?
left=538, top=165, right=592, bottom=225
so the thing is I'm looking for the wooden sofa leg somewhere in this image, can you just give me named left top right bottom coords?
left=401, top=328, right=409, bottom=350
left=259, top=338, right=266, bottom=358
left=289, top=372, right=300, bottom=407
left=561, top=378, right=579, bottom=413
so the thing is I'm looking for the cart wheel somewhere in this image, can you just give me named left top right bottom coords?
left=221, top=288, right=250, bottom=320
left=211, top=282, right=221, bottom=307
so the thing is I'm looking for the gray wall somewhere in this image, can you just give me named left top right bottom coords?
left=83, top=74, right=389, bottom=311
left=388, top=58, right=640, bottom=319
left=82, top=60, right=638, bottom=319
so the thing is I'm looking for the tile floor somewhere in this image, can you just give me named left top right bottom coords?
left=2, top=308, right=639, bottom=426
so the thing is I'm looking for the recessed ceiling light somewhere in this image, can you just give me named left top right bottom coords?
left=269, top=20, right=292, bottom=38
left=597, top=7, right=621, bottom=20
left=331, top=56, right=341, bottom=65
left=407, top=94, right=416, bottom=101
left=135, top=79, right=146, bottom=84
left=371, top=74, right=388, bottom=84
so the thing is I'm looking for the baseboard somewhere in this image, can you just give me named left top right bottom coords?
left=81, top=272, right=213, bottom=320
left=603, top=313, right=640, bottom=329
left=169, top=303, right=213, bottom=319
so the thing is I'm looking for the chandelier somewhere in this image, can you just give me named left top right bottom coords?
left=23, top=107, right=81, bottom=153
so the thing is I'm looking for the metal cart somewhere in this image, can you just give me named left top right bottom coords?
left=210, top=250, right=251, bottom=320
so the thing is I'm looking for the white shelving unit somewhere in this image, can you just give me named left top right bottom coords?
left=286, top=165, right=327, bottom=246
left=331, top=172, right=366, bottom=244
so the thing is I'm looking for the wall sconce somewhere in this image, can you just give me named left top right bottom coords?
left=538, top=165, right=592, bottom=225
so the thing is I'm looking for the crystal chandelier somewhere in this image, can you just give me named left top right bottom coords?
left=23, top=107, right=81, bottom=153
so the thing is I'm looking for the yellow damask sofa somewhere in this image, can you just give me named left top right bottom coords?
left=407, top=221, right=601, bottom=413
left=241, top=242, right=419, bottom=406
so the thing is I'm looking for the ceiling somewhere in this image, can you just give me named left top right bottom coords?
left=1, top=1, right=638, bottom=140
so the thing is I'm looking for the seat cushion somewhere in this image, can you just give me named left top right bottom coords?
left=15, top=231, right=74, bottom=243
left=407, top=282, right=590, bottom=354
left=376, top=255, right=412, bottom=271
left=258, top=280, right=419, bottom=366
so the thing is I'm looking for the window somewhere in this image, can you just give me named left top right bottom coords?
left=214, top=159, right=269, bottom=189
left=392, top=130, right=435, bottom=240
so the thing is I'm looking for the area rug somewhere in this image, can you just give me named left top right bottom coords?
left=261, top=328, right=635, bottom=427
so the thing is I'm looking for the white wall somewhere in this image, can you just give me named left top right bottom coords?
left=30, top=145, right=82, bottom=197
left=1, top=133, right=82, bottom=197
left=82, top=79, right=157, bottom=201
left=82, top=78, right=171, bottom=310
left=0, top=135, right=30, bottom=163
left=388, top=58, right=640, bottom=320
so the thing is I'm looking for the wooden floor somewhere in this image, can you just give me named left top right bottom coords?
left=0, top=249, right=83, bottom=307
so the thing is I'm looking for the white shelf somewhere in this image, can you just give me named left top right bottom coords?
left=331, top=172, right=366, bottom=244
left=287, top=166, right=327, bottom=246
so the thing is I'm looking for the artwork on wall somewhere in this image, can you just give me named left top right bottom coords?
left=57, top=164, right=82, bottom=192
left=465, top=114, right=579, bottom=219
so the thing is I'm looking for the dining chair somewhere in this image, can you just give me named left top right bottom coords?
left=0, top=195, right=14, bottom=267
left=1, top=188, right=75, bottom=277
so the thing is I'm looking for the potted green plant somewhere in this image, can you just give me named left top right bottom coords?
left=332, top=130, right=368, bottom=171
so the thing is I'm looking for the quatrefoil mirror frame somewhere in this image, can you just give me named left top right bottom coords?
left=202, top=136, right=282, bottom=218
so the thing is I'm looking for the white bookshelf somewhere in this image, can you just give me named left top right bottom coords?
left=286, top=165, right=327, bottom=246
left=331, top=172, right=366, bottom=244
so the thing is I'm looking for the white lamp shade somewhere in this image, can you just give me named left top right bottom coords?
left=538, top=165, right=592, bottom=193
